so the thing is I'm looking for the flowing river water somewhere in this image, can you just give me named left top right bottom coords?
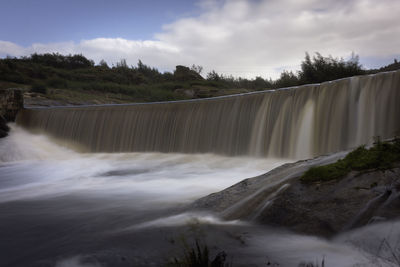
left=1, top=71, right=400, bottom=266
left=1, top=126, right=400, bottom=267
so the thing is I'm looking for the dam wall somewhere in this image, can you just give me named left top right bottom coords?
left=16, top=71, right=400, bottom=159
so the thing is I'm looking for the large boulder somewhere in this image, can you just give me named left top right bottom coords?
left=0, top=89, right=24, bottom=121
left=173, top=65, right=204, bottom=81
left=257, top=166, right=400, bottom=237
left=191, top=153, right=400, bottom=238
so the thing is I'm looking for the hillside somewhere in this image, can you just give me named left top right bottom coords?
left=0, top=53, right=399, bottom=106
left=0, top=55, right=248, bottom=106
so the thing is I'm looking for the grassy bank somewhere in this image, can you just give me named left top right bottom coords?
left=301, top=138, right=400, bottom=184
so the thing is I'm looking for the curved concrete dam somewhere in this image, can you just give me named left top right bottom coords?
left=17, top=70, right=400, bottom=159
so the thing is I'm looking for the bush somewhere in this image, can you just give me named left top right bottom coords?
left=30, top=83, right=47, bottom=94
left=46, top=77, right=68, bottom=88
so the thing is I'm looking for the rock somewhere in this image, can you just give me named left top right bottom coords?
left=257, top=166, right=400, bottom=237
left=173, top=65, right=204, bottom=81
left=182, top=89, right=196, bottom=98
left=196, top=89, right=213, bottom=98
left=191, top=152, right=347, bottom=214
left=0, top=115, right=9, bottom=138
left=0, top=129, right=7, bottom=138
left=191, top=152, right=400, bottom=238
left=0, top=115, right=9, bottom=133
left=0, top=88, right=24, bottom=121
left=174, top=88, right=197, bottom=98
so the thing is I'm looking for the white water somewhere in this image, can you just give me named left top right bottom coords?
left=0, top=125, right=286, bottom=205
left=17, top=71, right=400, bottom=159
left=1, top=126, right=400, bottom=267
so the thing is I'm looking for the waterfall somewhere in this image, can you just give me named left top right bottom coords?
left=16, top=70, right=400, bottom=159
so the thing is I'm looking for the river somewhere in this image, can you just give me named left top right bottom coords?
left=1, top=125, right=399, bottom=267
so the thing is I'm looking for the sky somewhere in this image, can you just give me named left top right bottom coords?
left=0, top=0, right=399, bottom=79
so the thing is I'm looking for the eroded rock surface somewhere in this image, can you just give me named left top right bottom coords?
left=258, top=165, right=400, bottom=237
left=192, top=153, right=400, bottom=237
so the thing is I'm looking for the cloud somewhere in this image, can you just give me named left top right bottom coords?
left=0, top=41, right=27, bottom=56
left=0, top=38, right=181, bottom=71
left=1, top=0, right=399, bottom=78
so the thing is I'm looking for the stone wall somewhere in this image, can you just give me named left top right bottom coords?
left=0, top=89, right=24, bottom=122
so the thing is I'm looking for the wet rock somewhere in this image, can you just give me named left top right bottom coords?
left=0, top=88, right=23, bottom=121
left=0, top=115, right=9, bottom=131
left=0, top=115, right=9, bottom=138
left=0, top=129, right=7, bottom=138
left=257, top=165, right=400, bottom=237
left=192, top=153, right=400, bottom=238
left=191, top=152, right=347, bottom=215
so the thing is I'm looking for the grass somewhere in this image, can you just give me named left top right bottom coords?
left=169, top=239, right=229, bottom=267
left=47, top=88, right=137, bottom=104
left=169, top=240, right=327, bottom=267
left=300, top=138, right=400, bottom=184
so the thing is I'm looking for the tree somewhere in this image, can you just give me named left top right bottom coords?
left=116, top=59, right=128, bottom=69
left=274, top=70, right=300, bottom=88
left=253, top=76, right=270, bottom=90
left=298, top=52, right=364, bottom=84
left=190, top=64, right=203, bottom=75
left=99, top=59, right=109, bottom=68
left=206, top=70, right=220, bottom=81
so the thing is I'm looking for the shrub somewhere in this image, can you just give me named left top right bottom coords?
left=30, top=83, right=47, bottom=94
left=46, top=77, right=68, bottom=88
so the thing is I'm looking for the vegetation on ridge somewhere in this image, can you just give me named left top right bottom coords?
left=300, top=138, right=400, bottom=184
left=0, top=52, right=399, bottom=104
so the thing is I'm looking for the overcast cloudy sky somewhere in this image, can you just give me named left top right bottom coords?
left=1, top=0, right=399, bottom=78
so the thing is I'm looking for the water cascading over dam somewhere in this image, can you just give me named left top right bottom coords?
left=16, top=70, right=400, bottom=159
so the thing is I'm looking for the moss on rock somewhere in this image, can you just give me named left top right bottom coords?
left=301, top=138, right=400, bottom=184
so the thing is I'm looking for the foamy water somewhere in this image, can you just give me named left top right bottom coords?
left=1, top=125, right=399, bottom=267
left=0, top=125, right=287, bottom=205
